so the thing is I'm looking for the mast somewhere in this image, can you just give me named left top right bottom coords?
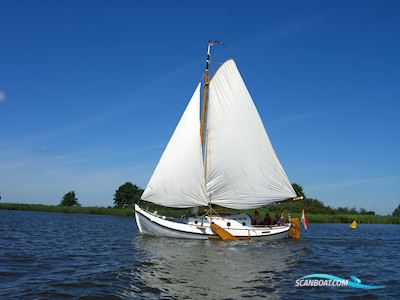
left=200, top=40, right=222, bottom=144
left=200, top=40, right=222, bottom=208
left=200, top=42, right=211, bottom=144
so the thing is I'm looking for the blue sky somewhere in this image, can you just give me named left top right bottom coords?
left=0, top=1, right=399, bottom=214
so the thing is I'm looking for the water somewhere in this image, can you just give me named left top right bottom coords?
left=0, top=210, right=399, bottom=299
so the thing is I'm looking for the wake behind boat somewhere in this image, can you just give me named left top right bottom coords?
left=135, top=41, right=302, bottom=240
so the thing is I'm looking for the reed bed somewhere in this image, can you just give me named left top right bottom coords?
left=1, top=203, right=399, bottom=224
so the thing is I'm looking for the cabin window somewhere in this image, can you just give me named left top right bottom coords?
left=194, top=220, right=198, bottom=224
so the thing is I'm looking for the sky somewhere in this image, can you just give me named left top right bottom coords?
left=0, top=0, right=399, bottom=214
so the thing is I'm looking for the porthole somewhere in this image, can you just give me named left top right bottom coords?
left=227, top=222, right=231, bottom=227
left=195, top=220, right=198, bottom=224
left=242, top=222, right=246, bottom=226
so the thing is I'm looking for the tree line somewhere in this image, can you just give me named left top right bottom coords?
left=58, top=182, right=143, bottom=208
left=56, top=182, right=399, bottom=216
left=279, top=183, right=377, bottom=215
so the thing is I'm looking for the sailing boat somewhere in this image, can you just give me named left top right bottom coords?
left=135, top=41, right=301, bottom=240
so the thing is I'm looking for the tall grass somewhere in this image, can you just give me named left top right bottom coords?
left=0, top=203, right=399, bottom=224
left=306, top=213, right=399, bottom=224
left=206, top=207, right=400, bottom=224
left=0, top=203, right=135, bottom=216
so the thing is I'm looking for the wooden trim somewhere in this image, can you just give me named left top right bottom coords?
left=200, top=70, right=209, bottom=143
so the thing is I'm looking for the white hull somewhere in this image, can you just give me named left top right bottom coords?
left=135, top=204, right=290, bottom=240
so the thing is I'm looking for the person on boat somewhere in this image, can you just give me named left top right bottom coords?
left=252, top=210, right=261, bottom=225
left=263, top=213, right=272, bottom=226
left=281, top=212, right=287, bottom=225
left=273, top=213, right=280, bottom=225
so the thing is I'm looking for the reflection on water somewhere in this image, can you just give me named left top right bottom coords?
left=0, top=210, right=399, bottom=299
left=127, top=236, right=303, bottom=299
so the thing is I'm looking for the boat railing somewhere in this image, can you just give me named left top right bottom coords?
left=251, top=224, right=290, bottom=228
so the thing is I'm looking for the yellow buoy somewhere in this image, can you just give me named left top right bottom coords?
left=350, top=220, right=357, bottom=229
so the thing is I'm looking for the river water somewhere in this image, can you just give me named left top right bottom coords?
left=0, top=210, right=398, bottom=299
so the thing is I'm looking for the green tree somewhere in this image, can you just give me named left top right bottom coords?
left=114, top=182, right=143, bottom=208
left=59, top=191, right=80, bottom=206
left=292, top=183, right=305, bottom=198
left=393, top=204, right=400, bottom=217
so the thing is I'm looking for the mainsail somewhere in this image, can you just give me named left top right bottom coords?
left=205, top=60, right=296, bottom=209
left=141, top=59, right=296, bottom=210
left=141, top=84, right=208, bottom=207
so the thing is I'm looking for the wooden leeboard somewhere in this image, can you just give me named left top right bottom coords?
left=210, top=223, right=250, bottom=240
left=289, top=218, right=300, bottom=240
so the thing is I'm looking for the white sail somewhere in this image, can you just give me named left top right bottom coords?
left=141, top=84, right=208, bottom=208
left=205, top=60, right=296, bottom=209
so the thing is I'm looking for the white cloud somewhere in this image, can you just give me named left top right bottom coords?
left=0, top=140, right=163, bottom=206
left=272, top=112, right=321, bottom=125
left=0, top=90, right=6, bottom=102
left=311, top=176, right=400, bottom=190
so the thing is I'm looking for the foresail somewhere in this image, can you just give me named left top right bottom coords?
left=141, top=84, right=208, bottom=208
left=205, top=60, right=296, bottom=209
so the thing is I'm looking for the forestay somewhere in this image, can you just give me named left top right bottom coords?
left=205, top=60, right=296, bottom=209
left=141, top=84, right=208, bottom=207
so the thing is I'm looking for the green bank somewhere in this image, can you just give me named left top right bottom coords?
left=0, top=203, right=135, bottom=217
left=1, top=203, right=399, bottom=224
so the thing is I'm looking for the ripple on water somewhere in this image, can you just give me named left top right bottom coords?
left=0, top=211, right=399, bottom=299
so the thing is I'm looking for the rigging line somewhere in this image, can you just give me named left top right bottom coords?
left=210, top=60, right=225, bottom=66
left=209, top=62, right=219, bottom=77
left=202, top=204, right=221, bottom=218
left=199, top=204, right=221, bottom=220
left=198, top=71, right=205, bottom=85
